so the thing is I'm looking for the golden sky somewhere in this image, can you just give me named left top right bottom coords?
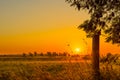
left=0, top=0, right=120, bottom=55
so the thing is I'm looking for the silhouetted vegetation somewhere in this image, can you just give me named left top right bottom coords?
left=34, top=52, right=37, bottom=56
left=29, top=52, right=33, bottom=57
left=100, top=53, right=120, bottom=65
left=22, top=53, right=27, bottom=57
left=66, top=0, right=120, bottom=80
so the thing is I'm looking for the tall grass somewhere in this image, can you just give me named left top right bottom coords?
left=0, top=61, right=92, bottom=80
left=0, top=57, right=120, bottom=80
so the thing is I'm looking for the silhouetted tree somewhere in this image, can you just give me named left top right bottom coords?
left=22, top=53, right=27, bottom=57
left=52, top=52, right=58, bottom=56
left=65, top=0, right=120, bottom=80
left=29, top=52, right=33, bottom=57
left=46, top=52, right=52, bottom=56
left=39, top=52, right=44, bottom=56
left=34, top=52, right=37, bottom=56
left=58, top=53, right=62, bottom=56
left=63, top=52, right=68, bottom=56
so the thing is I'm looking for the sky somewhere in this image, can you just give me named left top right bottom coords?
left=0, top=0, right=120, bottom=55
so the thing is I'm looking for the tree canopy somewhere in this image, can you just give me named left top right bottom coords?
left=65, top=0, right=120, bottom=44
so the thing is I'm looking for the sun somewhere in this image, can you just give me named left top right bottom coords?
left=75, top=48, right=81, bottom=53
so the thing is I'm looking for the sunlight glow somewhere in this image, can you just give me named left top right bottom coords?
left=75, top=48, right=81, bottom=53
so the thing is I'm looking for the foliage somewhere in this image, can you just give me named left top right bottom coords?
left=65, top=0, right=120, bottom=44
left=100, top=53, right=120, bottom=65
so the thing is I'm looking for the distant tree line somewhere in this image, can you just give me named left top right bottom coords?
left=22, top=52, right=70, bottom=57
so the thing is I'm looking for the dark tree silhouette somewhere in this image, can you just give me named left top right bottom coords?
left=63, top=52, right=68, bottom=56
left=65, top=0, right=120, bottom=80
left=46, top=52, right=52, bottom=56
left=40, top=52, right=44, bottom=56
left=34, top=51, right=37, bottom=56
left=29, top=52, right=33, bottom=57
left=52, top=52, right=58, bottom=56
left=22, top=53, right=27, bottom=57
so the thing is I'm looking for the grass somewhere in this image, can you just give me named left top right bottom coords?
left=0, top=56, right=67, bottom=61
left=0, top=56, right=120, bottom=80
left=0, top=60, right=92, bottom=80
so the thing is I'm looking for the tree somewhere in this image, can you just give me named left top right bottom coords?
left=65, top=0, right=120, bottom=80
left=46, top=52, right=52, bottom=56
left=40, top=52, right=44, bottom=56
left=63, top=52, right=68, bottom=56
left=34, top=51, right=37, bottom=56
left=29, top=52, right=33, bottom=57
left=52, top=52, right=58, bottom=56
left=22, top=53, right=27, bottom=57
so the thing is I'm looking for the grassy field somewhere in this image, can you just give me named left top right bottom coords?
left=0, top=56, right=120, bottom=80
left=0, top=61, right=93, bottom=80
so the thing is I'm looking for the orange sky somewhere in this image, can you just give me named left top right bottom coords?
left=0, top=0, right=120, bottom=55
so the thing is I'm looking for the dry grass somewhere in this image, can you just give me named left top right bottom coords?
left=0, top=59, right=119, bottom=80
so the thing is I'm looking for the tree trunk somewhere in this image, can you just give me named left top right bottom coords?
left=92, top=34, right=100, bottom=80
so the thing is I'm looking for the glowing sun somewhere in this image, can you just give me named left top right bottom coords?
left=75, top=48, right=81, bottom=53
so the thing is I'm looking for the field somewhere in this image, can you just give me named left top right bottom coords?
left=0, top=55, right=120, bottom=80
